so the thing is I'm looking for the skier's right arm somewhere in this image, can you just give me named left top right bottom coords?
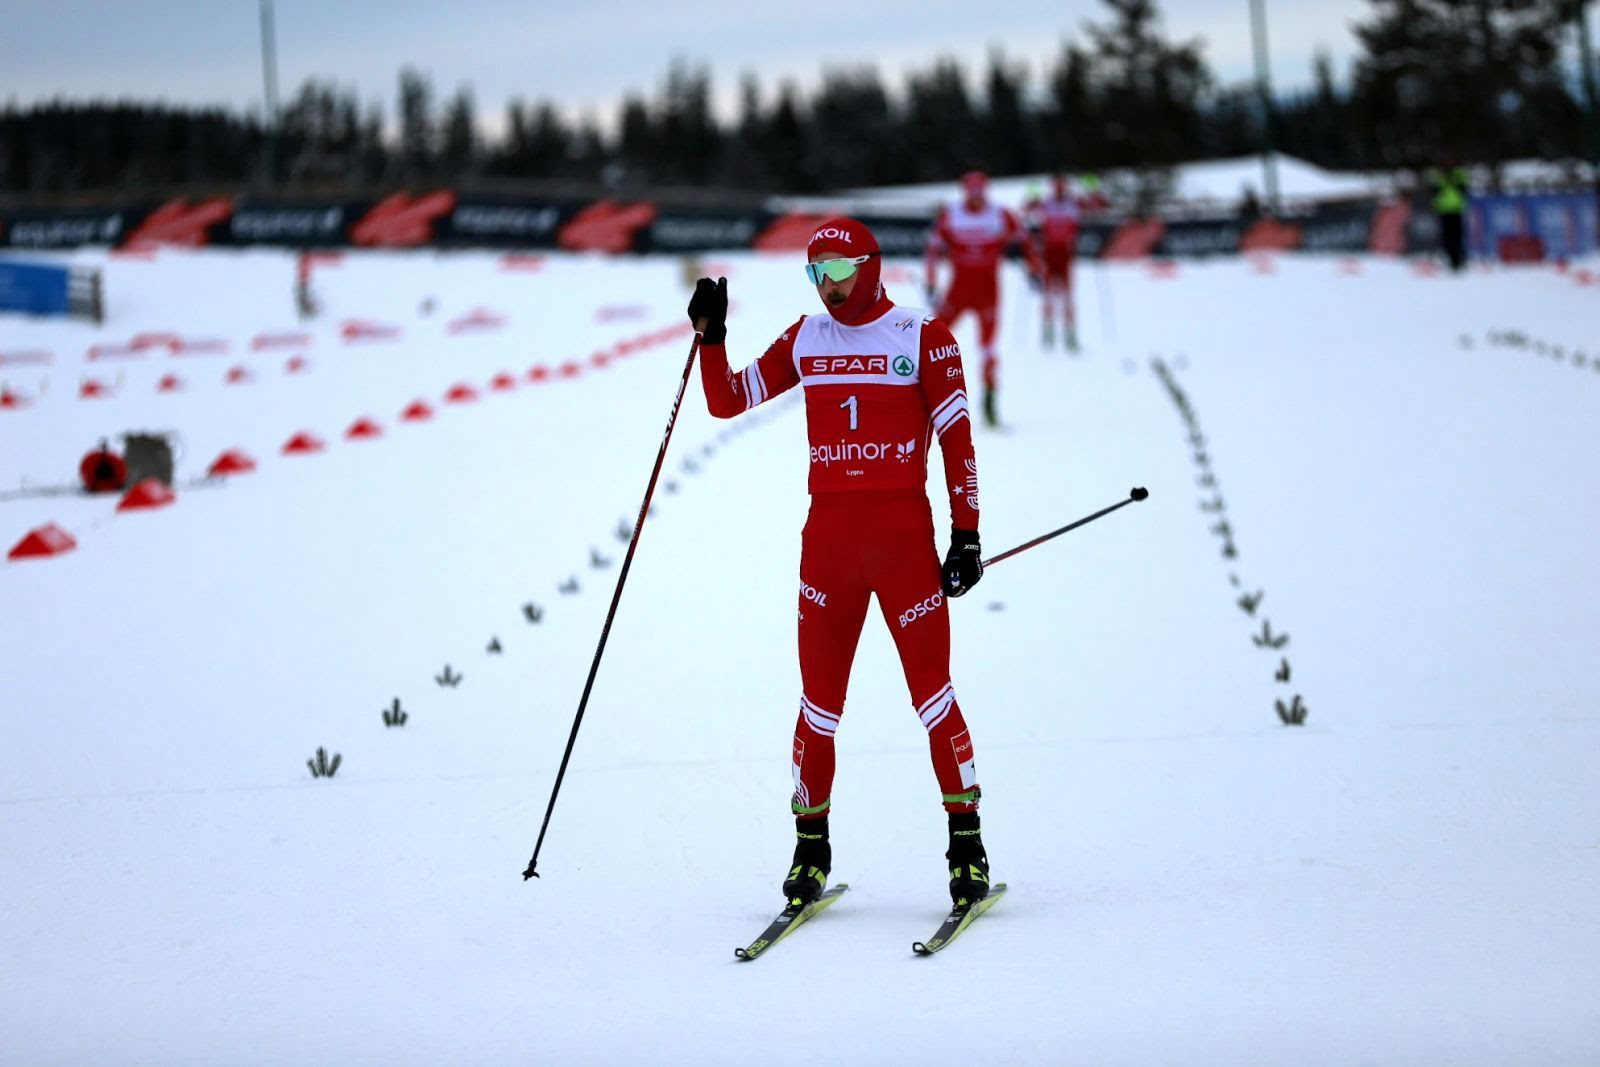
left=688, top=278, right=801, bottom=419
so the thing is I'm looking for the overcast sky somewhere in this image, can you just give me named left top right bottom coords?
left=3, top=0, right=1373, bottom=133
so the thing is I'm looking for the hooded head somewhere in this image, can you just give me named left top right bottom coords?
left=806, top=217, right=890, bottom=326
left=961, top=169, right=988, bottom=208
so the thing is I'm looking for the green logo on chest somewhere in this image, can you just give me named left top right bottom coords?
left=892, top=355, right=915, bottom=377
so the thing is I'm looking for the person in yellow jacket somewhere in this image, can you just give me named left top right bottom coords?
left=1428, top=163, right=1470, bottom=272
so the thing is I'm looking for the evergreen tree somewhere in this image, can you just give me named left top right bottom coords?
left=766, top=82, right=812, bottom=191
left=1350, top=0, right=1581, bottom=173
left=724, top=73, right=772, bottom=189
left=1287, top=50, right=1353, bottom=168
left=656, top=59, right=719, bottom=185
left=982, top=49, right=1036, bottom=179
left=1043, top=40, right=1098, bottom=172
left=904, top=57, right=984, bottom=181
left=1080, top=0, right=1211, bottom=208
left=810, top=66, right=898, bottom=189
left=616, top=92, right=655, bottom=188
left=397, top=65, right=435, bottom=182
left=441, top=86, right=478, bottom=178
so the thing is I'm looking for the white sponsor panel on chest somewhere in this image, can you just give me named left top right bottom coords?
left=949, top=203, right=1008, bottom=241
left=793, top=312, right=924, bottom=387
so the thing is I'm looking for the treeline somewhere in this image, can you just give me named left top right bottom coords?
left=1, top=0, right=1591, bottom=201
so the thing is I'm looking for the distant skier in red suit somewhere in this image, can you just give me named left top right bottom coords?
left=1022, top=173, right=1108, bottom=352
left=924, top=170, right=1041, bottom=427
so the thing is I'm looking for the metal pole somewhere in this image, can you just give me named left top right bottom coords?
left=1248, top=0, right=1281, bottom=212
left=521, top=330, right=704, bottom=881
left=259, top=0, right=281, bottom=185
left=1578, top=0, right=1600, bottom=251
left=981, top=488, right=1149, bottom=569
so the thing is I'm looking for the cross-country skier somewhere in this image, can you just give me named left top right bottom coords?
left=688, top=216, right=992, bottom=909
left=924, top=170, right=1041, bottom=427
left=1022, top=173, right=1107, bottom=352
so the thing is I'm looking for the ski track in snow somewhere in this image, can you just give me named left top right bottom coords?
left=3, top=247, right=1600, bottom=1065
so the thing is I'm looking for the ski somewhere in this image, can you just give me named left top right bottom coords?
left=912, top=882, right=1008, bottom=955
left=734, top=883, right=849, bottom=960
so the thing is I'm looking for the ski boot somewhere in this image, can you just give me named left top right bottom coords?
left=1042, top=321, right=1054, bottom=349
left=981, top=388, right=1000, bottom=429
left=1065, top=323, right=1079, bottom=353
left=782, top=816, right=831, bottom=906
left=946, top=811, right=991, bottom=906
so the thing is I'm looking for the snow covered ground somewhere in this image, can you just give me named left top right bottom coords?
left=827, top=152, right=1378, bottom=215
left=3, top=246, right=1599, bottom=1065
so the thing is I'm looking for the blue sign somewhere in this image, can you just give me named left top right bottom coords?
left=1469, top=194, right=1599, bottom=260
left=0, top=259, right=72, bottom=315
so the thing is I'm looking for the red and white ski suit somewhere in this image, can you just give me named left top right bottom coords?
left=700, top=305, right=983, bottom=818
left=925, top=201, right=1040, bottom=391
left=1026, top=192, right=1085, bottom=284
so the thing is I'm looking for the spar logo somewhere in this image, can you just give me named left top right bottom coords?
left=803, top=354, right=887, bottom=377
left=811, top=439, right=895, bottom=467
left=892, top=355, right=914, bottom=377
left=898, top=590, right=944, bottom=629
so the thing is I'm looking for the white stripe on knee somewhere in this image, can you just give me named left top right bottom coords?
left=800, top=694, right=840, bottom=737
left=917, top=683, right=957, bottom=732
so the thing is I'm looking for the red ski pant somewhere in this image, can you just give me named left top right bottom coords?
left=791, top=490, right=980, bottom=820
left=937, top=292, right=1000, bottom=391
left=1042, top=245, right=1077, bottom=325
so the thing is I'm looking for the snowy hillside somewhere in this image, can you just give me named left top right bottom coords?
left=827, top=152, right=1378, bottom=215
left=3, top=246, right=1599, bottom=1065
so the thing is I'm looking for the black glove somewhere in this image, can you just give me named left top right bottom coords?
left=687, top=276, right=728, bottom=345
left=942, top=528, right=983, bottom=598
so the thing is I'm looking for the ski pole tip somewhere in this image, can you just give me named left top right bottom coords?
left=1130, top=486, right=1149, bottom=501
left=522, top=865, right=540, bottom=881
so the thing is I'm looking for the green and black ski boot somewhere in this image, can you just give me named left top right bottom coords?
left=946, top=811, right=991, bottom=905
left=782, top=816, right=832, bottom=906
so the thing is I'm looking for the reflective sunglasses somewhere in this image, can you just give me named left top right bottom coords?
left=805, top=254, right=874, bottom=285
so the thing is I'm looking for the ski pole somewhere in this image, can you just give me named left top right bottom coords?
left=522, top=325, right=705, bottom=881
left=982, top=487, right=1148, bottom=569
left=1093, top=255, right=1116, bottom=345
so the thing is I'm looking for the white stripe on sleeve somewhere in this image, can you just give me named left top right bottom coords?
left=742, top=364, right=767, bottom=409
left=931, top=392, right=969, bottom=437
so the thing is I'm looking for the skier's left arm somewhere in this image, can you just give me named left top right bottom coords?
left=920, top=318, right=983, bottom=596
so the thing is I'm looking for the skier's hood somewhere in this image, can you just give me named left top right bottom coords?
left=807, top=217, right=891, bottom=326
